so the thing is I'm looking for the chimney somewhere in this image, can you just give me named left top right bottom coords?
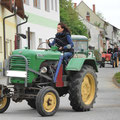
left=93, top=4, right=95, bottom=13
left=74, top=3, right=77, bottom=8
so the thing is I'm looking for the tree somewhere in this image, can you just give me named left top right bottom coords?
left=60, top=0, right=88, bottom=36
left=96, top=11, right=105, bottom=20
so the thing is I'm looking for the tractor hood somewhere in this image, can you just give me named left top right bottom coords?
left=12, top=49, right=62, bottom=60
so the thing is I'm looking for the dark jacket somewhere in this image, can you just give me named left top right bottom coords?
left=113, top=48, right=118, bottom=53
left=49, top=32, right=74, bottom=53
left=107, top=48, right=113, bottom=54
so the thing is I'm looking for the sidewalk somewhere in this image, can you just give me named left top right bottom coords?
left=0, top=76, right=7, bottom=85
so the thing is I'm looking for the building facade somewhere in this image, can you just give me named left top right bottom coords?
left=76, top=1, right=104, bottom=29
left=18, top=0, right=60, bottom=49
left=0, top=4, right=16, bottom=70
left=76, top=1, right=120, bottom=53
left=76, top=1, right=105, bottom=53
left=79, top=15, right=105, bottom=53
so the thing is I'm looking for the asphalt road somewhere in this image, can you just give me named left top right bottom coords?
left=0, top=65, right=120, bottom=120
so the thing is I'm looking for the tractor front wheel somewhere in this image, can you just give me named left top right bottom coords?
left=36, top=87, right=60, bottom=116
left=0, top=90, right=10, bottom=113
left=68, top=65, right=98, bottom=111
left=115, top=57, right=119, bottom=67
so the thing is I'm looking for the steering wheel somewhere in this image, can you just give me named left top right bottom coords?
left=37, top=38, right=64, bottom=50
left=48, top=37, right=65, bottom=47
left=37, top=42, right=50, bottom=50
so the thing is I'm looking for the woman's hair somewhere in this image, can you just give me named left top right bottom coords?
left=58, top=22, right=71, bottom=34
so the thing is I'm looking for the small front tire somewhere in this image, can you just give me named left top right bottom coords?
left=0, top=90, right=10, bottom=113
left=36, top=87, right=60, bottom=116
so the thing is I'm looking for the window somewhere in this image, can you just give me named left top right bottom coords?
left=51, top=0, right=54, bottom=10
left=5, top=39, right=13, bottom=58
left=23, top=0, right=29, bottom=5
left=33, top=0, right=41, bottom=9
left=55, top=0, right=57, bottom=11
left=9, top=40, right=12, bottom=54
left=0, top=37, right=2, bottom=53
left=86, top=12, right=90, bottom=16
left=73, top=40, right=88, bottom=52
left=45, top=0, right=50, bottom=12
left=6, top=40, right=9, bottom=58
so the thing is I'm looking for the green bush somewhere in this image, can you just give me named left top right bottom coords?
left=0, top=69, right=2, bottom=72
left=114, top=72, right=120, bottom=83
left=94, top=49, right=101, bottom=61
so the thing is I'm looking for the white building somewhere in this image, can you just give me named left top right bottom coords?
left=76, top=1, right=120, bottom=53
left=17, top=0, right=60, bottom=49
left=79, top=16, right=104, bottom=52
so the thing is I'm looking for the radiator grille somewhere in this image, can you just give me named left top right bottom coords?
left=9, top=56, right=31, bottom=81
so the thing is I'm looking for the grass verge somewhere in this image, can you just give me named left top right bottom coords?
left=114, top=72, right=120, bottom=83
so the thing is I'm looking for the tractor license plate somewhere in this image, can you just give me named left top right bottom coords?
left=6, top=70, right=27, bottom=78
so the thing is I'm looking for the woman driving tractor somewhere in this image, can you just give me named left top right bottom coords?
left=46, top=22, right=74, bottom=62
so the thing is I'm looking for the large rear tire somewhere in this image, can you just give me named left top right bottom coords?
left=36, top=87, right=60, bottom=116
left=0, top=90, right=10, bottom=113
left=115, top=57, right=119, bottom=67
left=68, top=65, right=98, bottom=111
left=112, top=60, right=115, bottom=68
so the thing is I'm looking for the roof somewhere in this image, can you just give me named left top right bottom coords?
left=77, top=1, right=120, bottom=30
left=15, top=0, right=25, bottom=19
left=71, top=35, right=88, bottom=41
left=0, top=0, right=13, bottom=12
left=0, top=0, right=25, bottom=19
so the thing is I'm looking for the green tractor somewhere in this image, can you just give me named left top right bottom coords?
left=0, top=35, right=98, bottom=116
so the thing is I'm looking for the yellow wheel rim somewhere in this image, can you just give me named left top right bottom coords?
left=43, top=92, right=56, bottom=112
left=113, top=61, right=115, bottom=68
left=117, top=57, right=119, bottom=67
left=0, top=90, right=7, bottom=110
left=81, top=73, right=95, bottom=105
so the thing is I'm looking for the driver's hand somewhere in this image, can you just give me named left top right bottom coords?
left=46, top=40, right=49, bottom=44
left=59, top=47, right=63, bottom=50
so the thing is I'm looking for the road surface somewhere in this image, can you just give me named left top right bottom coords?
left=0, top=65, right=120, bottom=120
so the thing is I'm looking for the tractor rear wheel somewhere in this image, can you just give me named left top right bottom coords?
left=68, top=65, right=98, bottom=111
left=112, top=60, right=115, bottom=68
left=27, top=99, right=36, bottom=109
left=36, top=87, right=60, bottom=116
left=0, top=90, right=10, bottom=113
left=115, top=57, right=119, bottom=67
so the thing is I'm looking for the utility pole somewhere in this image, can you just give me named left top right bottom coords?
left=28, top=27, right=30, bottom=49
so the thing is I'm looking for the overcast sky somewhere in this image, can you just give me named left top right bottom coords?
left=72, top=0, right=120, bottom=29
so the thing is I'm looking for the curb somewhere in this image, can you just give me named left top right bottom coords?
left=113, top=77, right=120, bottom=88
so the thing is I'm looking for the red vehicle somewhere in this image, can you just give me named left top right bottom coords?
left=100, top=52, right=119, bottom=68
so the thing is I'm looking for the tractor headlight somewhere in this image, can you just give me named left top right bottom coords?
left=40, top=67, right=47, bottom=73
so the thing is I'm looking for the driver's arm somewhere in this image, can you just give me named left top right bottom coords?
left=63, top=35, right=74, bottom=49
left=48, top=40, right=55, bottom=47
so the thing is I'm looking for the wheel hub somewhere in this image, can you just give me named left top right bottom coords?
left=0, top=94, right=7, bottom=110
left=81, top=73, right=95, bottom=105
left=43, top=92, right=56, bottom=112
